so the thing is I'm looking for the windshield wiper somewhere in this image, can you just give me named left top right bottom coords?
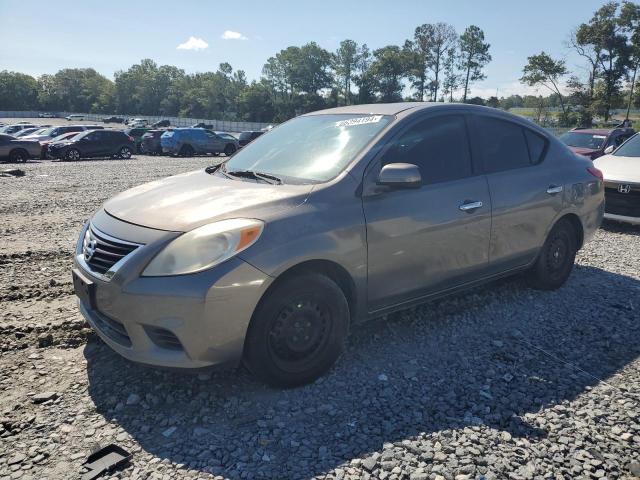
left=226, top=169, right=283, bottom=185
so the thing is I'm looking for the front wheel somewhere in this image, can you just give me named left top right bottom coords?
left=244, top=273, right=349, bottom=388
left=224, top=144, right=236, bottom=156
left=65, top=148, right=81, bottom=161
left=179, top=144, right=194, bottom=157
left=9, top=149, right=28, bottom=163
left=118, top=146, right=132, bottom=159
left=526, top=219, right=577, bottom=290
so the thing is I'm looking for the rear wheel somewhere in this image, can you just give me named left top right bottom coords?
left=65, top=148, right=80, bottom=161
left=244, top=273, right=349, bottom=388
left=9, top=149, right=28, bottom=163
left=179, top=144, right=195, bottom=157
left=526, top=219, right=577, bottom=290
left=118, top=146, right=132, bottom=159
left=224, top=144, right=236, bottom=156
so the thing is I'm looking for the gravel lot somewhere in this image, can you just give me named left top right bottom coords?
left=1, top=155, right=639, bottom=480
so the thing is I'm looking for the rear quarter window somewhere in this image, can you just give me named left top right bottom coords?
left=474, top=116, right=545, bottom=173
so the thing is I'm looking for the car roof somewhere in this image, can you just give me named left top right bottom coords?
left=304, top=102, right=434, bottom=116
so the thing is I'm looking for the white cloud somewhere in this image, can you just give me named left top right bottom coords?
left=177, top=36, right=209, bottom=51
left=221, top=30, right=248, bottom=41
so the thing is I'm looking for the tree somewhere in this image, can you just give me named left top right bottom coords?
left=441, top=46, right=460, bottom=102
left=0, top=71, right=38, bottom=110
left=429, top=23, right=458, bottom=101
left=369, top=45, right=407, bottom=102
left=620, top=1, right=640, bottom=120
left=404, top=24, right=433, bottom=101
left=353, top=44, right=376, bottom=104
left=576, top=2, right=632, bottom=121
left=333, top=40, right=360, bottom=105
left=458, top=25, right=491, bottom=102
left=520, top=52, right=569, bottom=121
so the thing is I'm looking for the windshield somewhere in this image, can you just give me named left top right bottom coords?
left=559, top=131, right=606, bottom=149
left=223, top=114, right=392, bottom=182
left=613, top=133, right=640, bottom=157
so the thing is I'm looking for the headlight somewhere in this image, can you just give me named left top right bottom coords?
left=142, top=218, right=264, bottom=276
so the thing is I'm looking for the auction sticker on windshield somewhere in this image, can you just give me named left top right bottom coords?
left=336, top=115, right=383, bottom=128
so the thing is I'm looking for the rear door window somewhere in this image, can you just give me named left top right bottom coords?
left=474, top=116, right=532, bottom=173
left=523, top=129, right=547, bottom=164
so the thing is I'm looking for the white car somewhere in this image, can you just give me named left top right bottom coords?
left=594, top=133, right=640, bottom=225
left=66, top=114, right=85, bottom=121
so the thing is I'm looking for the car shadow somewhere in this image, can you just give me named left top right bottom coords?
left=601, top=218, right=640, bottom=237
left=84, top=264, right=640, bottom=479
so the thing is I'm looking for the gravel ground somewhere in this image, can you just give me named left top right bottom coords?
left=1, top=156, right=639, bottom=480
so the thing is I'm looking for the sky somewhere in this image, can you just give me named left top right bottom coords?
left=0, top=0, right=612, bottom=99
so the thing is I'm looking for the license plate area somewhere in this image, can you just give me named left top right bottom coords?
left=72, top=268, right=95, bottom=309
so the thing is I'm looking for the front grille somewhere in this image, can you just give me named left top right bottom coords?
left=93, top=310, right=132, bottom=347
left=144, top=326, right=183, bottom=351
left=604, top=184, right=640, bottom=218
left=83, top=225, right=140, bottom=275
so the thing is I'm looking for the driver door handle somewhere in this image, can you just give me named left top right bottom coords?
left=459, top=200, right=483, bottom=212
left=546, top=185, right=563, bottom=195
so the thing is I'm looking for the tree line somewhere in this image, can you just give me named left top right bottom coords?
left=0, top=2, right=638, bottom=127
left=520, top=1, right=640, bottom=126
left=0, top=24, right=491, bottom=123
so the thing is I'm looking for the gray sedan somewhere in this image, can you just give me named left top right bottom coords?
left=72, top=103, right=604, bottom=387
left=0, top=134, right=42, bottom=162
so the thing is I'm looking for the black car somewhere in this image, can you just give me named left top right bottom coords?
left=192, top=122, right=213, bottom=129
left=140, top=129, right=166, bottom=155
left=238, top=130, right=265, bottom=147
left=103, top=116, right=124, bottom=124
left=48, top=130, right=135, bottom=161
left=152, top=119, right=170, bottom=128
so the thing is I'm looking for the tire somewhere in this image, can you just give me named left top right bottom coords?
left=224, top=144, right=236, bottom=156
left=526, top=219, right=577, bottom=291
left=65, top=148, right=81, bottom=161
left=118, top=146, right=132, bottom=159
left=243, top=273, right=349, bottom=388
left=9, top=149, right=28, bottom=163
left=179, top=144, right=194, bottom=157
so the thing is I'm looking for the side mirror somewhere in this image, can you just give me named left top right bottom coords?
left=604, top=145, right=615, bottom=154
left=377, top=163, right=422, bottom=188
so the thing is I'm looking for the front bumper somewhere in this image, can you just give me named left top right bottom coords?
left=604, top=212, right=640, bottom=225
left=74, top=214, right=273, bottom=369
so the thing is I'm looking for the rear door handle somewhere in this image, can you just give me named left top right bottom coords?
left=546, top=185, right=563, bottom=194
left=459, top=200, right=483, bottom=212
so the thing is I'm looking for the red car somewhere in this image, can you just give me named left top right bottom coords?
left=559, top=127, right=635, bottom=160
left=39, top=131, right=82, bottom=159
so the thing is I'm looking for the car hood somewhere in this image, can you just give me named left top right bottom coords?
left=103, top=169, right=314, bottom=232
left=593, top=154, right=640, bottom=183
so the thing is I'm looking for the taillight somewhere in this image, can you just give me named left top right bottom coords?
left=128, top=135, right=134, bottom=142
left=587, top=166, right=603, bottom=181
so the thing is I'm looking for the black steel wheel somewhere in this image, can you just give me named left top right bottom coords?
left=527, top=219, right=577, bottom=290
left=244, top=273, right=349, bottom=387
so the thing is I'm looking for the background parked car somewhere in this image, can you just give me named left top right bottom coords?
left=140, top=129, right=166, bottom=155
left=103, top=116, right=124, bottom=123
left=126, top=118, right=148, bottom=127
left=0, top=133, right=42, bottom=162
left=192, top=122, right=213, bottom=129
left=39, top=131, right=83, bottom=159
left=238, top=130, right=264, bottom=147
left=0, top=124, right=38, bottom=135
left=48, top=130, right=135, bottom=161
left=594, top=132, right=640, bottom=225
left=559, top=127, right=635, bottom=159
left=160, top=128, right=238, bottom=156
left=38, top=112, right=57, bottom=118
left=13, top=127, right=46, bottom=138
left=65, top=114, right=85, bottom=121
left=21, top=125, right=87, bottom=143
left=124, top=127, right=149, bottom=152
left=151, top=119, right=170, bottom=128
